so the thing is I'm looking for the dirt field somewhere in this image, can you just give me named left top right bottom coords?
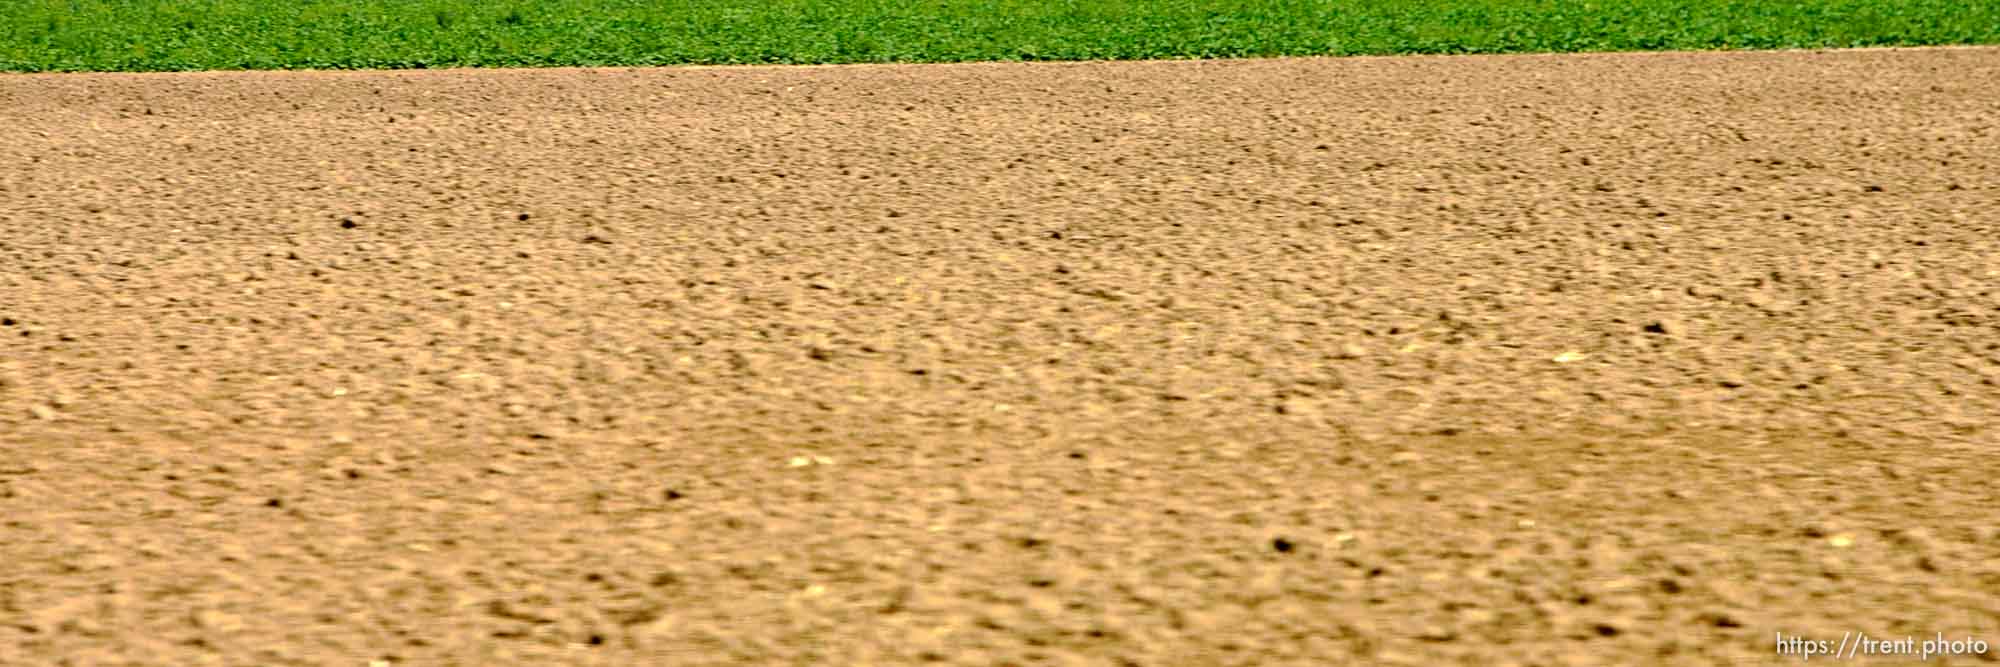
left=3, top=47, right=1997, bottom=665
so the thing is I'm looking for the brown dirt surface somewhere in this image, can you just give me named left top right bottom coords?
left=4, top=47, right=1999, bottom=666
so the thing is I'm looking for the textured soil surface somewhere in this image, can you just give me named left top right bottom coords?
left=4, top=48, right=1999, bottom=666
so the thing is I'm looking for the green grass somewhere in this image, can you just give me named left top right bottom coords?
left=3, top=0, right=1996, bottom=73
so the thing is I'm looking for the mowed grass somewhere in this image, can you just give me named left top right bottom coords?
left=3, top=0, right=1997, bottom=72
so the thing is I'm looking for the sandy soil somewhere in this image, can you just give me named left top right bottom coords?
left=3, top=47, right=1998, bottom=666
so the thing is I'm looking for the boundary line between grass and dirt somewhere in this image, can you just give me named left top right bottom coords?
left=4, top=45, right=1998, bottom=80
